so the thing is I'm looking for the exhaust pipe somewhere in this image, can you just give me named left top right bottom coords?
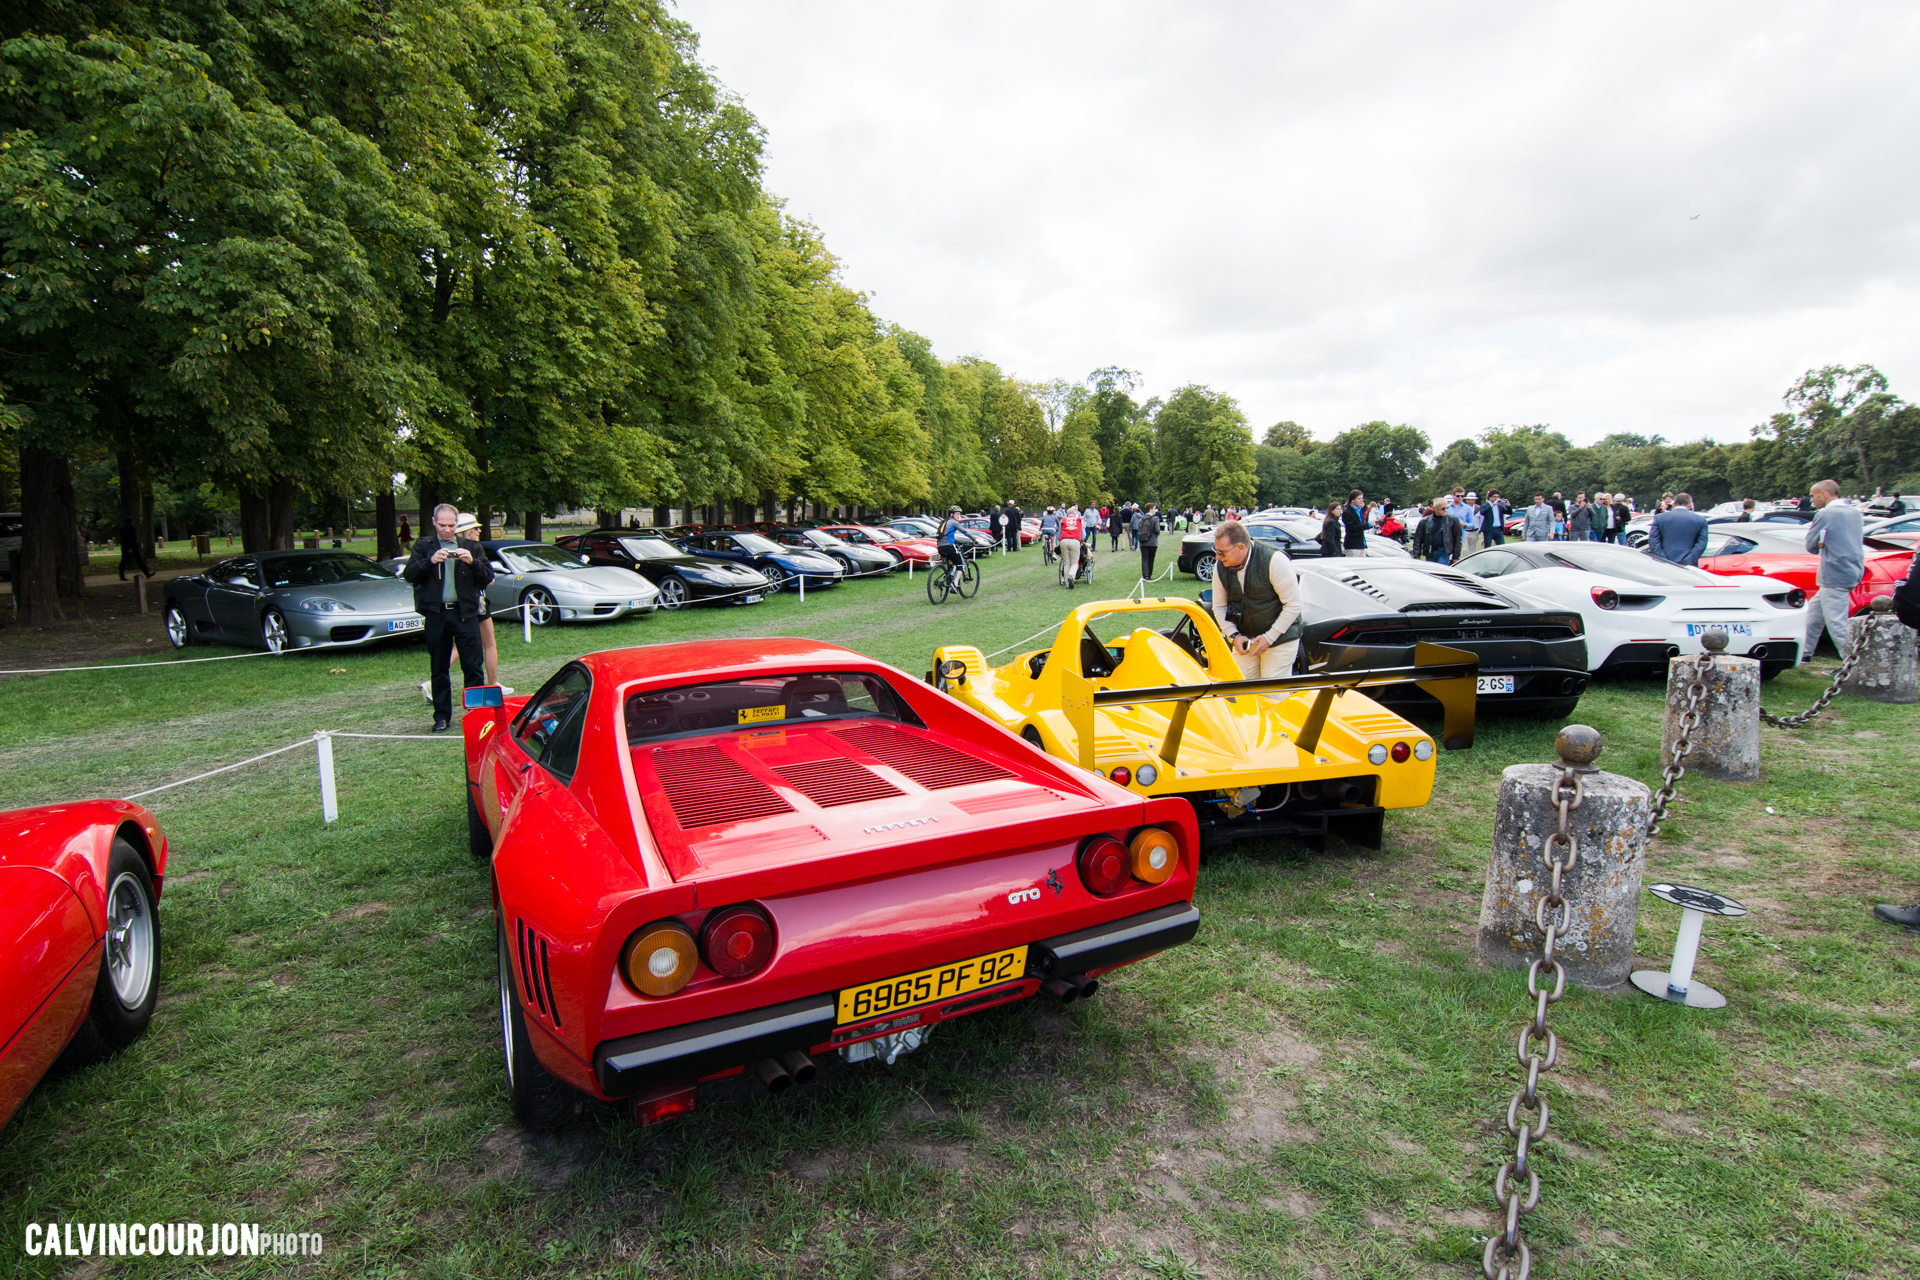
left=1040, top=977, right=1079, bottom=1004
left=753, top=1057, right=793, bottom=1094
left=1665, top=645, right=1681, bottom=659
left=778, top=1050, right=817, bottom=1085
left=1071, top=974, right=1100, bottom=1001
left=1750, top=644, right=1768, bottom=659
left=1328, top=781, right=1362, bottom=804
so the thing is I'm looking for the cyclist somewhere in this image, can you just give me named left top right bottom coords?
left=938, top=504, right=966, bottom=580
left=1057, top=503, right=1085, bottom=588
left=1039, top=505, right=1061, bottom=562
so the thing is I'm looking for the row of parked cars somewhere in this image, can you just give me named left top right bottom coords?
left=158, top=517, right=984, bottom=654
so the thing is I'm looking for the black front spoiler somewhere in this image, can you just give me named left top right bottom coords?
left=592, top=901, right=1202, bottom=1096
left=1190, top=803, right=1386, bottom=851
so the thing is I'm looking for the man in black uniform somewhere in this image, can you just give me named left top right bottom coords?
left=403, top=502, right=494, bottom=731
left=1004, top=501, right=1022, bottom=552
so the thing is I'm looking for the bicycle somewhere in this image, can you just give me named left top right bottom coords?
left=927, top=554, right=979, bottom=604
left=1040, top=532, right=1057, bottom=566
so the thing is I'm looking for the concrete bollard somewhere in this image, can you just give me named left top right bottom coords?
left=1477, top=725, right=1650, bottom=990
left=1840, top=597, right=1918, bottom=704
left=1661, top=632, right=1760, bottom=781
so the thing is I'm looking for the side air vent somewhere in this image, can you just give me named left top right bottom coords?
left=651, top=745, right=795, bottom=829
left=1430, top=573, right=1507, bottom=601
left=773, top=757, right=905, bottom=808
left=1337, top=574, right=1393, bottom=603
left=832, top=723, right=1017, bottom=790
left=516, top=918, right=562, bottom=1028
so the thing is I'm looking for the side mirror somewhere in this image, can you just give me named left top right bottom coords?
left=1198, top=588, right=1213, bottom=605
left=579, top=556, right=589, bottom=565
left=464, top=685, right=506, bottom=709
left=937, top=658, right=968, bottom=686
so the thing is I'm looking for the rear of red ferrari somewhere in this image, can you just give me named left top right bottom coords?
left=472, top=643, right=1200, bottom=1123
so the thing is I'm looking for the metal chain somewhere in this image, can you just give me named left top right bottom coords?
left=1485, top=764, right=1584, bottom=1280
left=1647, top=652, right=1713, bottom=838
left=1759, top=609, right=1875, bottom=729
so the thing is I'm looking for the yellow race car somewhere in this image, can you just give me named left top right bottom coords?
left=932, top=597, right=1476, bottom=850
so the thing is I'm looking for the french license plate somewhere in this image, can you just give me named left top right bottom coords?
left=1477, top=675, right=1516, bottom=694
left=742, top=593, right=764, bottom=604
left=837, top=945, right=1028, bottom=1024
left=388, top=616, right=424, bottom=633
left=1687, top=623, right=1751, bottom=637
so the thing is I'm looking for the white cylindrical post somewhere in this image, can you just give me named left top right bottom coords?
left=1666, top=909, right=1706, bottom=995
left=908, top=558, right=914, bottom=580
left=798, top=573, right=804, bottom=603
left=523, top=604, right=532, bottom=644
left=316, top=732, right=338, bottom=824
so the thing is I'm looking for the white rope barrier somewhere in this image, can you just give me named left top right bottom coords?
left=123, top=723, right=460, bottom=820
left=123, top=736, right=323, bottom=800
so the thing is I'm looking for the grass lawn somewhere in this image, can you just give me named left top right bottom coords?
left=1, top=545, right=1914, bottom=1279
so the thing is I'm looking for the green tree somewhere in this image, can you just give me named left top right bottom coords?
left=1155, top=385, right=1255, bottom=509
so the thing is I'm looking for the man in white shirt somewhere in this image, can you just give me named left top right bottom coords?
left=1209, top=520, right=1304, bottom=692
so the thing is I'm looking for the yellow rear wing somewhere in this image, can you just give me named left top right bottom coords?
left=1059, top=643, right=1478, bottom=770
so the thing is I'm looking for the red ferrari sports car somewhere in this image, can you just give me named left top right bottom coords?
left=464, top=639, right=1200, bottom=1128
left=1698, top=528, right=1913, bottom=618
left=1, top=800, right=166, bottom=1129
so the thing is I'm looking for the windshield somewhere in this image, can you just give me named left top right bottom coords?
left=504, top=544, right=589, bottom=571
left=804, top=530, right=849, bottom=548
left=734, top=533, right=782, bottom=553
left=619, top=537, right=682, bottom=560
left=264, top=553, right=395, bottom=587
left=624, top=671, right=921, bottom=743
left=1543, top=545, right=1711, bottom=584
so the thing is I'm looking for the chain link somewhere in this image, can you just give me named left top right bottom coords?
left=1485, top=764, right=1584, bottom=1280
left=1759, top=609, right=1876, bottom=729
left=1647, top=651, right=1713, bottom=838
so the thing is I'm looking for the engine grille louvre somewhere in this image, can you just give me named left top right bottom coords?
left=1430, top=573, right=1506, bottom=600
left=651, top=745, right=795, bottom=829
left=772, top=757, right=905, bottom=807
left=1400, top=599, right=1507, bottom=613
left=516, top=918, right=562, bottom=1028
left=1337, top=574, right=1393, bottom=602
left=832, top=723, right=1017, bottom=790
left=1350, top=625, right=1578, bottom=644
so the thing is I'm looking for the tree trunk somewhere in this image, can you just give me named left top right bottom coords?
left=375, top=490, right=399, bottom=560
left=16, top=445, right=66, bottom=626
left=596, top=508, right=618, bottom=529
left=523, top=509, right=543, bottom=543
left=417, top=479, right=440, bottom=531
left=139, top=471, right=156, bottom=562
left=269, top=480, right=295, bottom=550
left=239, top=489, right=270, bottom=551
left=652, top=504, right=669, bottom=528
left=116, top=434, right=140, bottom=555
left=53, top=457, right=85, bottom=600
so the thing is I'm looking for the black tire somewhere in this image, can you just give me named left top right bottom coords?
left=163, top=604, right=196, bottom=649
left=1194, top=552, right=1217, bottom=582
left=763, top=565, right=790, bottom=593
left=67, top=839, right=160, bottom=1062
left=497, top=917, right=576, bottom=1130
left=927, top=562, right=951, bottom=605
left=658, top=576, right=690, bottom=610
left=1021, top=725, right=1045, bottom=749
left=468, top=788, right=493, bottom=859
left=261, top=607, right=289, bottom=654
left=956, top=559, right=980, bottom=599
left=521, top=586, right=557, bottom=627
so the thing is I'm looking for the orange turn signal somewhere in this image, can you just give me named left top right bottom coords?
left=621, top=920, right=698, bottom=997
left=1129, top=827, right=1179, bottom=885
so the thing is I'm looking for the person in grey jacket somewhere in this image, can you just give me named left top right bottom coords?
left=1523, top=493, right=1554, bottom=541
left=1137, top=504, right=1161, bottom=581
left=1647, top=493, right=1709, bottom=565
left=1568, top=497, right=1593, bottom=540
left=1802, top=479, right=1863, bottom=663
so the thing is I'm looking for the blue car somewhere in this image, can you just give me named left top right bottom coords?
left=678, top=530, right=844, bottom=592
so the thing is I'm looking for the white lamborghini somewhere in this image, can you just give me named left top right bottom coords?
left=1449, top=540, right=1807, bottom=679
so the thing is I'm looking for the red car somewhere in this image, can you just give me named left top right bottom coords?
left=1, top=801, right=166, bottom=1129
left=463, top=639, right=1199, bottom=1128
left=817, top=523, right=936, bottom=568
left=1698, top=528, right=1913, bottom=616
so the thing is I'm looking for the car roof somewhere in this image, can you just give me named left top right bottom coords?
left=578, top=638, right=879, bottom=687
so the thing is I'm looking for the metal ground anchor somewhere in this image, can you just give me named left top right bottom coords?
left=1629, top=882, right=1747, bottom=1009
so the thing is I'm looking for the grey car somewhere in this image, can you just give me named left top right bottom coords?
left=476, top=539, right=658, bottom=624
left=164, top=550, right=425, bottom=652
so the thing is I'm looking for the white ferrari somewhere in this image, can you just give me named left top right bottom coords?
left=1450, top=540, right=1807, bottom=679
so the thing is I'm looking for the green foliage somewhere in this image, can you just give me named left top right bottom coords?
left=1155, top=384, right=1256, bottom=508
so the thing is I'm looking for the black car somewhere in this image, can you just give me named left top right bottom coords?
left=1176, top=517, right=1409, bottom=580
left=559, top=529, right=770, bottom=610
left=1293, top=559, right=1590, bottom=720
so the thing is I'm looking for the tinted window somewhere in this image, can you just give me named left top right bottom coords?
left=0, top=515, right=21, bottom=537
left=515, top=665, right=592, bottom=778
left=1543, top=546, right=1711, bottom=584
left=624, top=671, right=920, bottom=743
left=263, top=554, right=395, bottom=586
left=618, top=537, right=680, bottom=560
left=217, top=559, right=261, bottom=588
left=1461, top=550, right=1521, bottom=578
left=1703, top=533, right=1759, bottom=558
left=504, top=544, right=590, bottom=572
left=734, top=533, right=782, bottom=553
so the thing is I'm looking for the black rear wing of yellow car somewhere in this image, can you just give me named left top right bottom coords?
left=1058, top=642, right=1478, bottom=770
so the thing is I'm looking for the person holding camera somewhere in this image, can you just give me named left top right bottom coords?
left=1210, top=519, right=1303, bottom=689
left=402, top=502, right=494, bottom=731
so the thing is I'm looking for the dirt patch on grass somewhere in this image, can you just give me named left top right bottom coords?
left=333, top=902, right=390, bottom=921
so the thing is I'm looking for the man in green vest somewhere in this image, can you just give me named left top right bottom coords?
left=1209, top=519, right=1304, bottom=690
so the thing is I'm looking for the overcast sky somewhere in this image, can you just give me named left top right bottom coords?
left=675, top=1, right=1919, bottom=450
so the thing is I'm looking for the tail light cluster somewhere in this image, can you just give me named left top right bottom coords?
left=1591, top=586, right=1619, bottom=610
left=1365, top=739, right=1433, bottom=765
left=620, top=903, right=774, bottom=998
left=1077, top=827, right=1183, bottom=897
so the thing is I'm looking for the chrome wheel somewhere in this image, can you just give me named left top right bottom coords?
left=164, top=606, right=189, bottom=649
left=522, top=587, right=556, bottom=626
left=659, top=577, right=689, bottom=610
left=1194, top=552, right=1216, bottom=582
left=103, top=870, right=155, bottom=1010
left=261, top=609, right=288, bottom=653
left=764, top=565, right=790, bottom=593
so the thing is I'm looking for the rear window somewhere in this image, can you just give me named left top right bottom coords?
left=1544, top=545, right=1709, bottom=584
left=624, top=671, right=921, bottom=743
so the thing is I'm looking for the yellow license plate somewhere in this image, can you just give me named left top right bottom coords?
left=837, top=945, right=1028, bottom=1024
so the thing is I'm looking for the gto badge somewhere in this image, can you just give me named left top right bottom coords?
left=1007, top=888, right=1042, bottom=905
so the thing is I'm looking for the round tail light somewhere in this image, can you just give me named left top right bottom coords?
left=621, top=921, right=698, bottom=997
left=1591, top=586, right=1618, bottom=610
left=1136, top=763, right=1159, bottom=786
left=1367, top=744, right=1388, bottom=765
left=1787, top=588, right=1806, bottom=608
left=701, top=905, right=775, bottom=979
left=1413, top=739, right=1434, bottom=761
left=1128, top=828, right=1179, bottom=885
left=1109, top=765, right=1132, bottom=786
left=1077, top=836, right=1131, bottom=897
left=1390, top=741, right=1411, bottom=762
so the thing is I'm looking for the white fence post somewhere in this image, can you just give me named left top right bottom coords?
left=315, top=731, right=338, bottom=824
left=798, top=573, right=805, bottom=603
left=522, top=604, right=532, bottom=644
